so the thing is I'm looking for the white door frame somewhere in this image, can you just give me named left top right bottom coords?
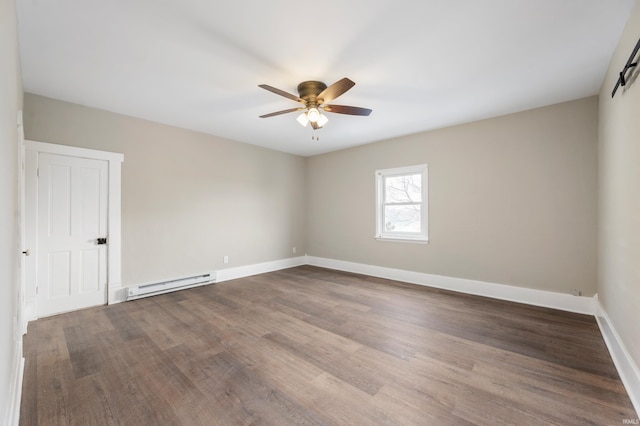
left=24, top=140, right=124, bottom=321
left=17, top=112, right=25, bottom=336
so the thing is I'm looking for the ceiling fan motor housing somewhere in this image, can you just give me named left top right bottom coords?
left=258, top=77, right=371, bottom=121
left=297, top=81, right=327, bottom=103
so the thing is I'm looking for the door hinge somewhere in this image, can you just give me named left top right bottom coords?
left=36, top=168, right=39, bottom=178
left=35, top=285, right=38, bottom=295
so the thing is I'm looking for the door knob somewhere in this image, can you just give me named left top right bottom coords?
left=96, top=238, right=108, bottom=245
left=22, top=249, right=31, bottom=256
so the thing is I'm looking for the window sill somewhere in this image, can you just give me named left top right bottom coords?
left=374, top=236, right=429, bottom=244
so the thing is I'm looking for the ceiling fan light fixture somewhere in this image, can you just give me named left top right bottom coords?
left=296, top=112, right=309, bottom=127
left=317, top=113, right=328, bottom=127
left=307, top=107, right=320, bottom=122
left=258, top=78, right=372, bottom=132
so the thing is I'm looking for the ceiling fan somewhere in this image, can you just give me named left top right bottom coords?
left=258, top=77, right=372, bottom=130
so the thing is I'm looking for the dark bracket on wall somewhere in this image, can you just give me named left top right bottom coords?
left=611, top=37, right=640, bottom=98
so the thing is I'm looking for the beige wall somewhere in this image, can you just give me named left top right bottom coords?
left=1, top=0, right=23, bottom=420
left=24, top=94, right=306, bottom=286
left=306, top=97, right=598, bottom=295
left=598, top=0, right=640, bottom=372
left=24, top=93, right=600, bottom=298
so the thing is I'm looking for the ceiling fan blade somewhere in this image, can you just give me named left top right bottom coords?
left=259, top=107, right=302, bottom=118
left=317, top=78, right=355, bottom=103
left=323, top=104, right=372, bottom=116
left=258, top=84, right=304, bottom=103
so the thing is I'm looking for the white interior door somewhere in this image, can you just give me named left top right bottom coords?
left=37, top=153, right=109, bottom=316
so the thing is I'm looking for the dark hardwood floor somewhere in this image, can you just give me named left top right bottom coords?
left=20, top=266, right=637, bottom=425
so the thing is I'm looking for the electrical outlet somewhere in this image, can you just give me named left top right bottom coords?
left=292, top=247, right=296, bottom=254
left=223, top=256, right=229, bottom=264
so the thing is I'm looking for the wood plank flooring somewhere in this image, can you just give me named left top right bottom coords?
left=20, top=266, right=637, bottom=425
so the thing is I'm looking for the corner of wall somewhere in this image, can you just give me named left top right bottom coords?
left=594, top=295, right=640, bottom=416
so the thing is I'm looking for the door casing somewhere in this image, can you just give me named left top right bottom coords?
left=24, top=140, right=124, bottom=321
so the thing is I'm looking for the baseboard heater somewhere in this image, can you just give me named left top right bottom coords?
left=126, top=271, right=216, bottom=301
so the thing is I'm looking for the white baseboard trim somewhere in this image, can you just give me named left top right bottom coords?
left=114, top=257, right=307, bottom=304
left=306, top=256, right=595, bottom=315
left=594, top=296, right=640, bottom=417
left=7, top=342, right=24, bottom=426
left=24, top=299, right=36, bottom=324
left=108, top=282, right=126, bottom=305
left=113, top=255, right=594, bottom=314
left=216, top=256, right=307, bottom=283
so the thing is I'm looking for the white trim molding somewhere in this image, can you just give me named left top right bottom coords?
left=24, top=140, right=124, bottom=316
left=108, top=283, right=127, bottom=305
left=7, top=342, right=24, bottom=426
left=306, top=256, right=596, bottom=315
left=212, top=256, right=307, bottom=283
left=375, top=164, right=429, bottom=243
left=25, top=140, right=124, bottom=163
left=111, top=256, right=309, bottom=304
left=595, top=295, right=640, bottom=416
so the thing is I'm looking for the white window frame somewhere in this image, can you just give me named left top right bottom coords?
left=375, top=164, right=428, bottom=243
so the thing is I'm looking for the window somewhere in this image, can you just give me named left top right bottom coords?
left=375, top=164, right=428, bottom=242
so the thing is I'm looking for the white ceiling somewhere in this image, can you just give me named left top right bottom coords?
left=16, top=0, right=634, bottom=157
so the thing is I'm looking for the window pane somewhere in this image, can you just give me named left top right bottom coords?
left=384, top=205, right=421, bottom=233
left=385, top=174, right=422, bottom=203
